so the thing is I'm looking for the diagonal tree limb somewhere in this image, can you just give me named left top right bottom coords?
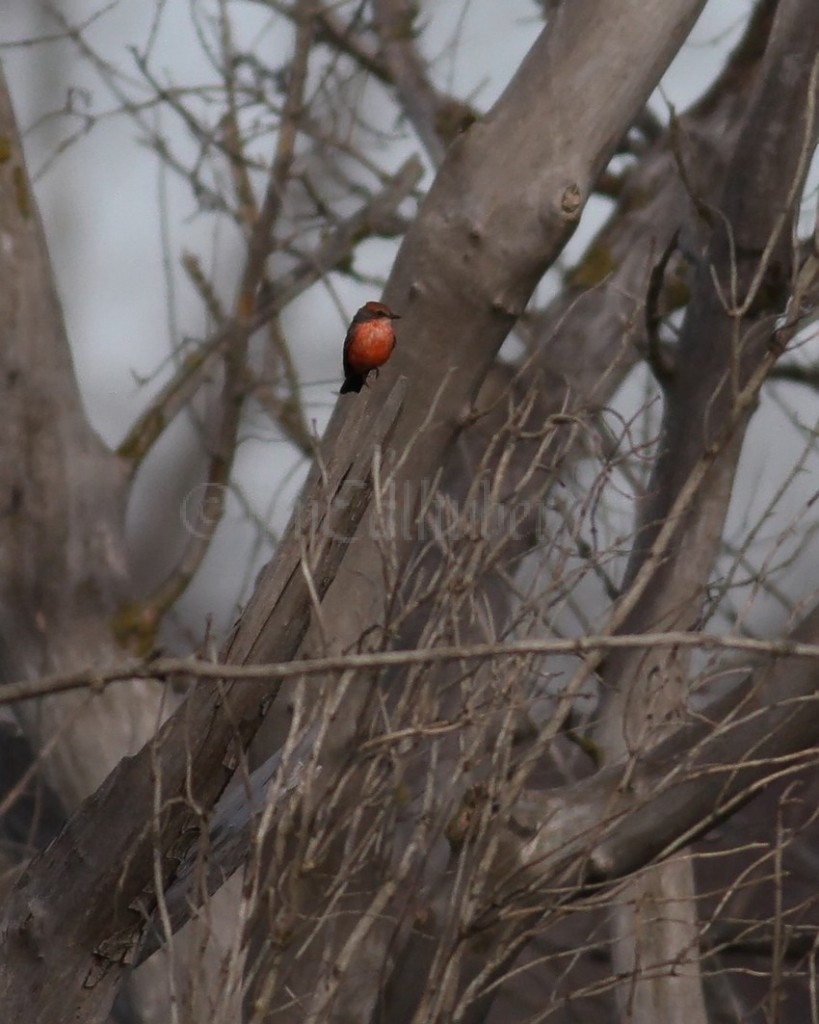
left=372, top=0, right=451, bottom=165
left=411, top=598, right=819, bottom=1024
left=235, top=3, right=712, bottom=1021
left=377, top=2, right=806, bottom=1018
left=337, top=5, right=781, bottom=1018
left=0, top=52, right=192, bottom=1024
left=584, top=2, right=819, bottom=1020
left=479, top=602, right=819, bottom=907
left=0, top=64, right=166, bottom=808
left=0, top=378, right=407, bottom=1024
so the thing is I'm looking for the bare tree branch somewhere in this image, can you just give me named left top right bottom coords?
left=235, top=3, right=712, bottom=1020
left=0, top=377, right=406, bottom=1023
left=586, top=1, right=819, bottom=1018
left=372, top=0, right=450, bottom=165
left=121, top=0, right=319, bottom=633
left=2, top=627, right=819, bottom=708
left=0, top=60, right=165, bottom=809
left=490, top=604, right=819, bottom=903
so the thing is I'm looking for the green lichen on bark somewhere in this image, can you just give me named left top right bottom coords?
left=568, top=242, right=617, bottom=289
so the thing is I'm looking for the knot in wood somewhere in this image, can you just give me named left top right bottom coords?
left=560, top=183, right=583, bottom=219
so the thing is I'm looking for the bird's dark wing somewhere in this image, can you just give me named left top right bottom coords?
left=341, top=323, right=356, bottom=380
left=340, top=324, right=365, bottom=393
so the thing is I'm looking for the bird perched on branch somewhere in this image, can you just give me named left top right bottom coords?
left=340, top=300, right=401, bottom=394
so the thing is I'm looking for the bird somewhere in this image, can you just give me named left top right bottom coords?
left=340, top=300, right=401, bottom=394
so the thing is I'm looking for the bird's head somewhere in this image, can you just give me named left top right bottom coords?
left=358, top=300, right=401, bottom=321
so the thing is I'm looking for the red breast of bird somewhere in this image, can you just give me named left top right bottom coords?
left=340, top=301, right=401, bottom=394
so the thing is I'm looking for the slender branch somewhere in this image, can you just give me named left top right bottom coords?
left=5, top=628, right=819, bottom=706
left=770, top=360, right=819, bottom=389
left=643, top=228, right=679, bottom=388
left=236, top=0, right=316, bottom=317
left=372, top=0, right=449, bottom=164
left=139, top=0, right=318, bottom=620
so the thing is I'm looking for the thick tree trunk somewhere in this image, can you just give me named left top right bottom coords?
left=239, top=2, right=711, bottom=1020
left=594, top=1, right=819, bottom=1019
left=0, top=64, right=164, bottom=808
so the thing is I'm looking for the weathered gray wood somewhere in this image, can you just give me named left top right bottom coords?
left=237, top=2, right=713, bottom=1020
left=0, top=66, right=165, bottom=811
left=592, top=1, right=819, bottom=1019
left=0, top=369, right=406, bottom=1022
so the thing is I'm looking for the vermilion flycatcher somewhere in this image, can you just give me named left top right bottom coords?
left=340, top=300, right=401, bottom=394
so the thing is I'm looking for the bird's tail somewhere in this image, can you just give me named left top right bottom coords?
left=340, top=374, right=364, bottom=394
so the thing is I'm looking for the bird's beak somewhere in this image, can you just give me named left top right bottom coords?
left=390, top=312, right=402, bottom=319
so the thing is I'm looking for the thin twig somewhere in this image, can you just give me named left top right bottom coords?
left=7, top=629, right=819, bottom=706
